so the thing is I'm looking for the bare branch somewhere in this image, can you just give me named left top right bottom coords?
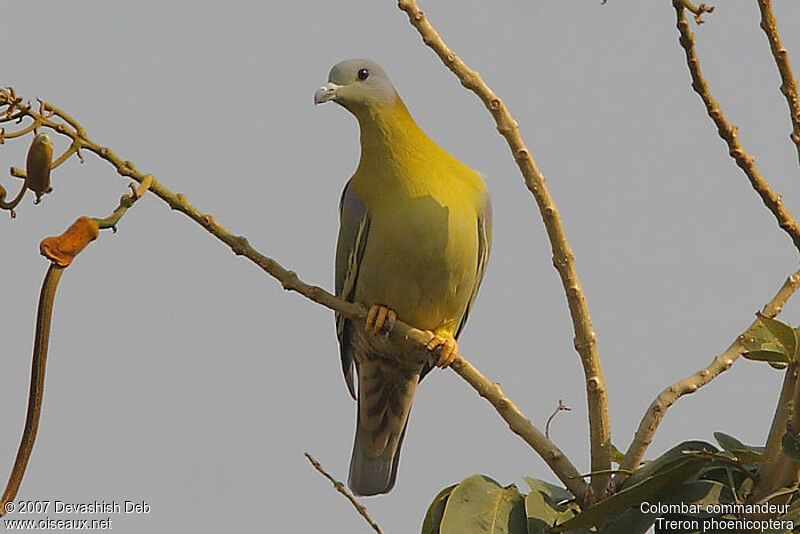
left=615, top=269, right=800, bottom=488
left=93, top=175, right=153, bottom=231
left=304, top=453, right=384, bottom=534
left=672, top=1, right=800, bottom=253
left=680, top=0, right=715, bottom=24
left=395, top=0, right=611, bottom=501
left=756, top=0, right=800, bottom=168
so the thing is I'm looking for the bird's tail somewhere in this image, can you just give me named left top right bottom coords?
left=348, top=357, right=419, bottom=496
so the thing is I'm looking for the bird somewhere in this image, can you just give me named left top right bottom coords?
left=315, top=59, right=491, bottom=496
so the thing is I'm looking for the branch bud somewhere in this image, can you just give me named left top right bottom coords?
left=25, top=133, right=53, bottom=201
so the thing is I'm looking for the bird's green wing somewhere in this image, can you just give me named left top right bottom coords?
left=335, top=179, right=371, bottom=399
left=455, top=191, right=492, bottom=340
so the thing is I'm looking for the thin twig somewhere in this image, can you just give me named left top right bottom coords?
left=681, top=0, right=715, bottom=24
left=574, top=468, right=633, bottom=480
left=0, top=180, right=26, bottom=215
left=93, top=175, right=153, bottom=230
left=304, top=453, right=384, bottom=534
left=450, top=358, right=587, bottom=500
left=0, top=89, right=590, bottom=503
left=545, top=400, right=571, bottom=440
left=755, top=0, right=800, bottom=169
left=0, top=120, right=40, bottom=141
left=614, top=269, right=800, bottom=489
left=672, top=0, right=800, bottom=253
left=50, top=140, right=83, bottom=169
left=396, top=0, right=610, bottom=501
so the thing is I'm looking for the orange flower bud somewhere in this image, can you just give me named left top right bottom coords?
left=0, top=183, right=6, bottom=201
left=26, top=133, right=53, bottom=200
left=39, top=216, right=99, bottom=267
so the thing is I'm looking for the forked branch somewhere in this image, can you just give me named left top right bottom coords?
left=614, top=269, right=800, bottom=488
left=672, top=0, right=800, bottom=253
left=396, top=0, right=611, bottom=500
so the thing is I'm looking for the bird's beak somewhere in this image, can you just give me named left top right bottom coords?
left=314, top=82, right=341, bottom=105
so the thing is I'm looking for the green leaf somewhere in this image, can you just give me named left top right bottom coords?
left=661, top=480, right=726, bottom=518
left=524, top=483, right=562, bottom=534
left=744, top=350, right=792, bottom=364
left=763, top=498, right=800, bottom=533
left=422, top=484, right=456, bottom=534
left=523, top=477, right=574, bottom=509
left=523, top=478, right=584, bottom=534
left=713, top=432, right=754, bottom=452
left=551, top=456, right=707, bottom=532
left=691, top=452, right=755, bottom=472
left=753, top=485, right=799, bottom=505
left=620, top=441, right=717, bottom=489
left=597, top=506, right=657, bottom=534
left=440, top=475, right=527, bottom=534
left=551, top=442, right=717, bottom=532
left=738, top=477, right=753, bottom=501
left=742, top=316, right=797, bottom=365
left=761, top=498, right=800, bottom=533
left=713, top=432, right=766, bottom=463
left=778, top=499, right=800, bottom=525
left=781, top=431, right=800, bottom=461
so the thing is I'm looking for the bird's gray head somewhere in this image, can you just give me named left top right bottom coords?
left=314, top=59, right=398, bottom=111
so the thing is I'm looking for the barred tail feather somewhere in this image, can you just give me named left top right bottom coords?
left=347, top=358, right=417, bottom=496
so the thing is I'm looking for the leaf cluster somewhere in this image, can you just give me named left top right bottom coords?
left=422, top=434, right=800, bottom=534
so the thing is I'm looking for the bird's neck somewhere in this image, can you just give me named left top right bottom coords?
left=354, top=96, right=432, bottom=179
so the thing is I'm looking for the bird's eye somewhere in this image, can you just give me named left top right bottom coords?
left=357, top=68, right=370, bottom=81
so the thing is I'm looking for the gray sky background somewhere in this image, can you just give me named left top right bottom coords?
left=3, top=1, right=800, bottom=532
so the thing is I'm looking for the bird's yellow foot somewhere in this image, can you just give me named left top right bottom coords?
left=365, top=305, right=397, bottom=336
left=426, top=332, right=459, bottom=368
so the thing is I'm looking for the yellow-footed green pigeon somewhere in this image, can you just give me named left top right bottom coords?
left=315, top=59, right=491, bottom=496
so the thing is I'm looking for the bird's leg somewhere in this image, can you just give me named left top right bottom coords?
left=426, top=331, right=459, bottom=368
left=365, top=304, right=397, bottom=336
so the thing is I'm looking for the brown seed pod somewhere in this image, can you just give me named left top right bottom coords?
left=0, top=183, right=6, bottom=201
left=39, top=216, right=99, bottom=267
left=25, top=133, right=53, bottom=201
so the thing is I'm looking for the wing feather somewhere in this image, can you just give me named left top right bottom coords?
left=335, top=180, right=371, bottom=398
left=455, top=191, right=492, bottom=340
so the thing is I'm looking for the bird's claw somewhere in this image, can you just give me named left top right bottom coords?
left=365, top=305, right=397, bottom=337
left=426, top=333, right=458, bottom=368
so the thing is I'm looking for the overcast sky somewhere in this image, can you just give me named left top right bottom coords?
left=3, top=1, right=800, bottom=532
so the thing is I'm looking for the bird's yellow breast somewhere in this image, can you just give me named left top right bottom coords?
left=350, top=99, right=486, bottom=332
